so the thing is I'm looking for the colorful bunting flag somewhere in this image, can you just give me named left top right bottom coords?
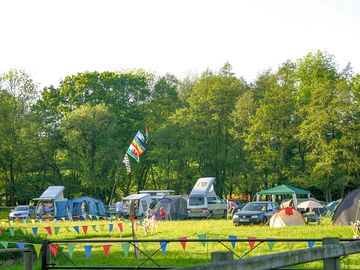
left=287, top=242, right=295, bottom=251
left=122, top=243, right=130, bottom=257
left=82, top=226, right=88, bottom=235
left=45, top=226, right=52, bottom=235
left=117, top=223, right=123, bottom=233
left=100, top=225, right=105, bottom=231
left=33, top=244, right=42, bottom=258
left=68, top=245, right=75, bottom=259
left=65, top=226, right=71, bottom=232
left=50, top=244, right=59, bottom=257
left=267, top=240, right=275, bottom=252
left=54, top=227, right=60, bottom=235
left=308, top=241, right=315, bottom=249
left=127, top=144, right=140, bottom=162
left=9, top=227, right=14, bottom=237
left=84, top=245, right=92, bottom=260
left=198, top=233, right=207, bottom=248
left=229, top=235, right=237, bottom=249
left=160, top=241, right=167, bottom=255
left=248, top=237, right=256, bottom=249
left=73, top=226, right=80, bottom=234
left=109, top=223, right=113, bottom=233
left=16, top=242, right=25, bottom=249
left=92, top=225, right=98, bottom=232
left=31, top=219, right=36, bottom=225
left=1, top=241, right=8, bottom=249
left=136, top=130, right=146, bottom=143
left=103, top=245, right=111, bottom=256
left=178, top=237, right=187, bottom=250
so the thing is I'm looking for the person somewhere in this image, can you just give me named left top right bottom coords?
left=115, top=201, right=123, bottom=218
left=160, top=207, right=166, bottom=220
left=66, top=204, right=72, bottom=221
left=81, top=200, right=87, bottom=219
left=146, top=207, right=153, bottom=219
left=37, top=203, right=44, bottom=219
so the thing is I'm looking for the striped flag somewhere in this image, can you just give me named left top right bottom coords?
left=122, top=154, right=131, bottom=173
left=145, top=127, right=149, bottom=144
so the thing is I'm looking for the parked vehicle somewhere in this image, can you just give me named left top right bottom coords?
left=232, top=201, right=279, bottom=225
left=187, top=177, right=227, bottom=219
left=33, top=186, right=68, bottom=218
left=139, top=190, right=175, bottom=207
left=121, top=194, right=152, bottom=217
left=9, top=205, right=36, bottom=220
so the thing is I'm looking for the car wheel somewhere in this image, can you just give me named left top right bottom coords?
left=223, top=210, right=227, bottom=218
left=262, top=217, right=268, bottom=225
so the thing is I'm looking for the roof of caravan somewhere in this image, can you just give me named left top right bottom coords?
left=139, top=190, right=175, bottom=195
left=189, top=177, right=216, bottom=196
left=123, top=194, right=150, bottom=200
left=33, top=186, right=65, bottom=200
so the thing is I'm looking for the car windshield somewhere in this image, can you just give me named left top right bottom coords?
left=14, top=206, right=28, bottom=211
left=242, top=203, right=267, bottom=212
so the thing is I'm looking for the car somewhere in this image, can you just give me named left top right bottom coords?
left=232, top=201, right=279, bottom=226
left=9, top=205, right=36, bottom=220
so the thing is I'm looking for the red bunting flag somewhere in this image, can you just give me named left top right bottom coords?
left=103, top=245, right=111, bottom=256
left=50, top=244, right=58, bottom=257
left=178, top=237, right=187, bottom=250
left=45, top=226, right=52, bottom=235
left=117, top=223, right=123, bottom=233
left=82, top=226, right=88, bottom=235
left=248, top=237, right=256, bottom=249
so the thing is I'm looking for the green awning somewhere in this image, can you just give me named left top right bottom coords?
left=257, top=185, right=310, bottom=195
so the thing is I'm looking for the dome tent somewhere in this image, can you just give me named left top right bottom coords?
left=153, top=195, right=188, bottom=220
left=269, top=207, right=306, bottom=228
left=332, top=189, right=360, bottom=225
left=68, top=196, right=107, bottom=219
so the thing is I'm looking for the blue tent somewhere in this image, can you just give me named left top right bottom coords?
left=66, top=196, right=107, bottom=219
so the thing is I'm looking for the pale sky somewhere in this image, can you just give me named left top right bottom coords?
left=1, top=0, right=359, bottom=88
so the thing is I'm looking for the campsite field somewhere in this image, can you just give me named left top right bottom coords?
left=1, top=218, right=359, bottom=270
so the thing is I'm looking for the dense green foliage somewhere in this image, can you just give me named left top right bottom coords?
left=1, top=51, right=360, bottom=205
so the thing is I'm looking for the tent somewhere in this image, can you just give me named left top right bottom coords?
left=66, top=196, right=107, bottom=219
left=269, top=208, right=306, bottom=227
left=153, top=195, right=188, bottom=220
left=333, top=189, right=360, bottom=225
left=256, top=185, right=311, bottom=207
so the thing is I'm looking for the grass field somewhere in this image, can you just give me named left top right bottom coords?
left=0, top=217, right=359, bottom=270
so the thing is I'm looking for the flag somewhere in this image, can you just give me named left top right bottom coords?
left=50, top=245, right=59, bottom=257
left=145, top=127, right=149, bottom=144
left=131, top=136, right=145, bottom=155
left=122, top=154, right=131, bottom=174
left=136, top=130, right=146, bottom=143
left=127, top=144, right=140, bottom=162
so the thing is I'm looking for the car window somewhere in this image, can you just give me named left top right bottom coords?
left=14, top=206, right=29, bottom=211
left=189, top=197, right=205, bottom=206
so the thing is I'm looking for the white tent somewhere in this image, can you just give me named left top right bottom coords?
left=269, top=208, right=306, bottom=228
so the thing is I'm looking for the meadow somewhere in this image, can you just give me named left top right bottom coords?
left=0, top=217, right=359, bottom=270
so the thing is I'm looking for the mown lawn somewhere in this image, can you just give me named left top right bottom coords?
left=1, top=217, right=359, bottom=270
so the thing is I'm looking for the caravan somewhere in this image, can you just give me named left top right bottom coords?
left=121, top=194, right=152, bottom=217
left=186, top=177, right=227, bottom=219
left=33, top=186, right=68, bottom=218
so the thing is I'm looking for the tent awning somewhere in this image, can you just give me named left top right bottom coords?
left=257, top=185, right=310, bottom=195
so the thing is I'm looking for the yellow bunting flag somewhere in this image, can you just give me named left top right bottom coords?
left=33, top=244, right=42, bottom=258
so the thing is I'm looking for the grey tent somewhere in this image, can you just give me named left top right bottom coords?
left=153, top=195, right=188, bottom=220
left=333, top=189, right=360, bottom=225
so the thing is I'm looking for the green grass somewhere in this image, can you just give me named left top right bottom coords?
left=1, top=217, right=359, bottom=270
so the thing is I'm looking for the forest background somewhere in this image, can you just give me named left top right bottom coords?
left=1, top=50, right=360, bottom=206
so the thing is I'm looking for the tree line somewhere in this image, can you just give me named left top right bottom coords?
left=1, top=51, right=360, bottom=206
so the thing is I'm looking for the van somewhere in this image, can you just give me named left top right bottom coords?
left=187, top=177, right=227, bottom=218
left=33, top=186, right=68, bottom=218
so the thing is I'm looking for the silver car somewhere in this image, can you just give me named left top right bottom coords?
left=9, top=205, right=36, bottom=220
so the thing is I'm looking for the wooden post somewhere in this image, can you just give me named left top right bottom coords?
left=211, top=251, right=233, bottom=264
left=322, top=238, right=340, bottom=270
left=23, top=249, right=33, bottom=270
left=41, top=241, right=49, bottom=270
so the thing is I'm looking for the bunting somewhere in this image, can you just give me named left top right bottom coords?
left=1, top=241, right=8, bottom=249
left=268, top=240, right=275, bottom=252
left=82, top=226, right=88, bottom=235
left=68, top=245, right=75, bottom=259
left=122, top=243, right=130, bottom=257
left=198, top=233, right=207, bottom=248
left=160, top=241, right=167, bottom=255
left=109, top=223, right=113, bottom=233
left=44, top=226, right=52, bottom=235
left=73, top=226, right=80, bottom=234
left=9, top=227, right=14, bottom=237
left=248, top=237, right=256, bottom=249
left=229, top=235, right=237, bottom=249
left=54, top=227, right=60, bottom=235
left=16, top=242, right=25, bottom=249
left=178, top=237, right=187, bottom=250
left=32, top=227, right=38, bottom=235
left=85, top=245, right=92, bottom=260
left=308, top=241, right=315, bottom=249
left=33, top=244, right=42, bottom=258
left=50, top=244, right=59, bottom=257
left=103, top=245, right=111, bottom=256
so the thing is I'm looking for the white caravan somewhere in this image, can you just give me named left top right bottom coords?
left=139, top=190, right=175, bottom=207
left=187, top=177, right=227, bottom=219
left=121, top=194, right=152, bottom=217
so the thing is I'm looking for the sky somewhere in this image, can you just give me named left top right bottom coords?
left=0, top=0, right=359, bottom=88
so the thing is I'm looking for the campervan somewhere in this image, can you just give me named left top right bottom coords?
left=33, top=186, right=68, bottom=218
left=121, top=194, right=152, bottom=217
left=186, top=177, right=227, bottom=219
